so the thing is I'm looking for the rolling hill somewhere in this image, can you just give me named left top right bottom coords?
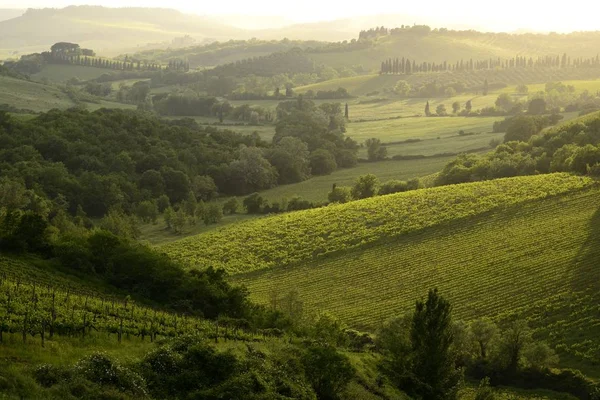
left=161, top=173, right=593, bottom=274
left=0, top=8, right=23, bottom=22
left=0, top=6, right=245, bottom=57
left=161, top=173, right=600, bottom=375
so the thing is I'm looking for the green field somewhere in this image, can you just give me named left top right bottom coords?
left=234, top=185, right=598, bottom=323
left=347, top=115, right=502, bottom=145
left=162, top=173, right=592, bottom=274
left=234, top=184, right=600, bottom=375
left=258, top=155, right=456, bottom=204
left=0, top=75, right=76, bottom=111
left=32, top=64, right=112, bottom=83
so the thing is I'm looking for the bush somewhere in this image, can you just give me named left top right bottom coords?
left=587, top=163, right=600, bottom=176
left=310, top=149, right=338, bottom=175
left=328, top=186, right=352, bottom=204
left=379, top=180, right=409, bottom=195
left=302, top=345, right=354, bottom=400
left=203, top=203, right=223, bottom=225
left=243, top=193, right=265, bottom=214
left=222, top=198, right=239, bottom=214
left=351, top=174, right=379, bottom=199
left=287, top=196, right=314, bottom=211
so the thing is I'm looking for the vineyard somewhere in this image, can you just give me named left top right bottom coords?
left=0, top=259, right=253, bottom=347
left=236, top=186, right=600, bottom=336
left=162, top=173, right=594, bottom=274
left=499, top=289, right=600, bottom=377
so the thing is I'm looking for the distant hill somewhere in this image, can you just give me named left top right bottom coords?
left=0, top=8, right=23, bottom=22
left=0, top=6, right=246, bottom=56
left=129, top=27, right=600, bottom=76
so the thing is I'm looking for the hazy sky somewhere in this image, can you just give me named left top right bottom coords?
left=1, top=0, right=598, bottom=32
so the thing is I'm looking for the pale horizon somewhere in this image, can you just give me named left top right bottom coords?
left=1, top=0, right=600, bottom=33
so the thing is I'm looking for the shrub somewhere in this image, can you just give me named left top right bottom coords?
left=379, top=180, right=408, bottom=195
left=222, top=198, right=239, bottom=214
left=302, top=345, right=354, bottom=400
left=243, top=193, right=265, bottom=214
left=351, top=174, right=379, bottom=199
left=328, top=186, right=352, bottom=204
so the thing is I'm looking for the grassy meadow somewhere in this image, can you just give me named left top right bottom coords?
left=0, top=75, right=76, bottom=111
left=258, top=155, right=456, bottom=203
left=32, top=64, right=112, bottom=83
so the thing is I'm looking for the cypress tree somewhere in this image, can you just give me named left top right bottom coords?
left=345, top=103, right=349, bottom=119
left=425, top=101, right=431, bottom=117
left=409, top=288, right=460, bottom=400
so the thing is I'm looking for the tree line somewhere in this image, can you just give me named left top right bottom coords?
left=380, top=53, right=600, bottom=75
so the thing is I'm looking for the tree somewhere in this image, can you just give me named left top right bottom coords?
left=222, top=198, right=239, bottom=215
left=344, top=103, right=349, bottom=119
left=452, top=102, right=461, bottom=114
left=203, top=203, right=223, bottom=225
left=409, top=288, right=460, bottom=400
left=483, top=79, right=489, bottom=96
left=365, top=138, right=387, bottom=161
left=504, top=116, right=539, bottom=143
left=444, top=87, right=457, bottom=97
left=528, top=98, right=547, bottom=115
left=301, top=345, right=354, bottom=400
left=243, top=193, right=264, bottom=214
left=425, top=101, right=431, bottom=116
left=470, top=318, right=497, bottom=359
left=351, top=174, right=379, bottom=199
left=497, top=320, right=531, bottom=372
left=379, top=180, right=409, bottom=195
left=310, top=149, right=337, bottom=175
left=465, top=100, right=472, bottom=113
left=394, top=80, right=411, bottom=96
left=267, top=137, right=311, bottom=184
left=228, top=146, right=278, bottom=194
left=523, top=342, right=559, bottom=371
left=495, top=93, right=515, bottom=112
left=436, top=104, right=447, bottom=116
left=328, top=185, right=352, bottom=204
left=161, top=169, right=191, bottom=204
left=139, top=170, right=165, bottom=198
left=192, top=175, right=218, bottom=201
left=136, top=200, right=158, bottom=224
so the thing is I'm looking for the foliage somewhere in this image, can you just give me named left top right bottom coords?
left=379, top=180, right=409, bottom=195
left=302, top=344, right=355, bottom=400
left=365, top=138, right=388, bottom=162
left=328, top=186, right=353, bottom=204
left=351, top=174, right=380, bottom=199
left=408, top=288, right=461, bottom=400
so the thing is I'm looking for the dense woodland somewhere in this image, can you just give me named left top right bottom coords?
left=0, top=102, right=355, bottom=219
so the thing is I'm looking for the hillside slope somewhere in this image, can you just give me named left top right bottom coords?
left=0, top=6, right=245, bottom=56
left=0, top=75, right=76, bottom=111
left=236, top=186, right=599, bottom=325
left=307, top=31, right=600, bottom=72
left=236, top=184, right=600, bottom=375
left=162, top=174, right=593, bottom=274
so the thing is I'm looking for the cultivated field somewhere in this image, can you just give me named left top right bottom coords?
left=235, top=185, right=600, bottom=376
left=32, top=64, right=112, bottom=83
left=162, top=173, right=593, bottom=274
left=258, top=155, right=456, bottom=204
left=0, top=75, right=75, bottom=111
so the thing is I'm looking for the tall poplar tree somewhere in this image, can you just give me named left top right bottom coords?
left=409, top=288, right=461, bottom=400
